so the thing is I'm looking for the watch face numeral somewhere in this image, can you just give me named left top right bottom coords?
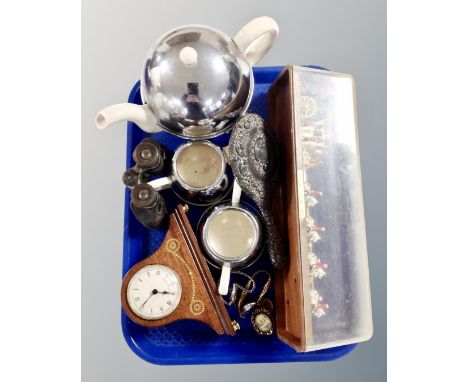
left=167, top=300, right=172, bottom=306
left=159, top=306, right=164, bottom=312
left=134, top=296, right=140, bottom=302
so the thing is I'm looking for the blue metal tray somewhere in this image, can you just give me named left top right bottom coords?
left=121, top=65, right=357, bottom=365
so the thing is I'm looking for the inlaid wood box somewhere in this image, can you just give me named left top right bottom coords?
left=268, top=66, right=373, bottom=352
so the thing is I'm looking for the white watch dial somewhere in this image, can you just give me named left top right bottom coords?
left=127, top=264, right=182, bottom=320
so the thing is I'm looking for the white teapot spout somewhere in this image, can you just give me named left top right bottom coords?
left=95, top=103, right=161, bottom=133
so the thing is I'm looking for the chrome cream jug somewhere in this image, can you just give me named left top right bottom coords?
left=96, top=17, right=279, bottom=139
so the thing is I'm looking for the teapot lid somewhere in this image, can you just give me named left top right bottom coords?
left=141, top=25, right=253, bottom=139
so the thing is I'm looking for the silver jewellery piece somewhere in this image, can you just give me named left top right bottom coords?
left=251, top=270, right=272, bottom=304
left=228, top=113, right=285, bottom=269
left=222, top=271, right=256, bottom=306
left=239, top=302, right=257, bottom=317
left=299, top=96, right=317, bottom=118
left=256, top=298, right=274, bottom=313
left=236, top=270, right=272, bottom=318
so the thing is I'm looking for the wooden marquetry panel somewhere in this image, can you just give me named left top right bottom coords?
left=121, top=205, right=236, bottom=336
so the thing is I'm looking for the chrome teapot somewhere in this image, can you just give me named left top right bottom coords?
left=96, top=16, right=279, bottom=139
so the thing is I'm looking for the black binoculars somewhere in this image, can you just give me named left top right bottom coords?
left=123, top=138, right=170, bottom=228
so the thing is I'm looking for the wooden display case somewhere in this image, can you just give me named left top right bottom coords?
left=268, top=66, right=373, bottom=352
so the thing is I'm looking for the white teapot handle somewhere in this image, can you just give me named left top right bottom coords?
left=233, top=16, right=279, bottom=66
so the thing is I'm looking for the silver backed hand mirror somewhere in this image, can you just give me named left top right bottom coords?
left=227, top=113, right=285, bottom=269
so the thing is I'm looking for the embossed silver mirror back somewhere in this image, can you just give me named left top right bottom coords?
left=141, top=26, right=252, bottom=139
left=229, top=114, right=286, bottom=269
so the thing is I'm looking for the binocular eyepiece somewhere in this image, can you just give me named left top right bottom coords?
left=132, top=138, right=167, bottom=173
left=123, top=138, right=170, bottom=228
left=130, top=183, right=167, bottom=228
